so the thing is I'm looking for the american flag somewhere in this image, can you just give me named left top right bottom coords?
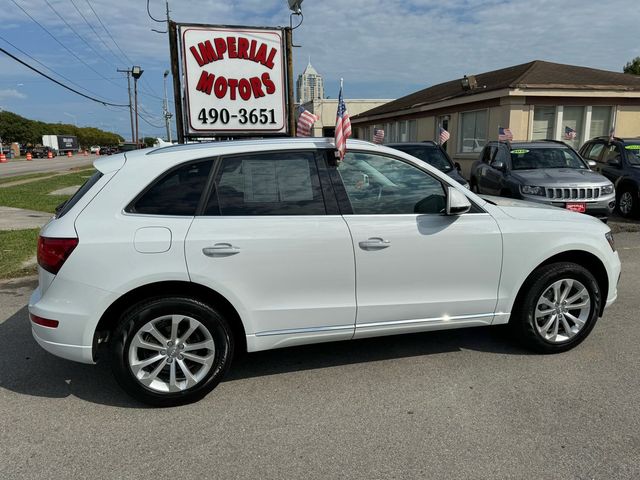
left=439, top=127, right=450, bottom=145
left=296, top=106, right=319, bottom=137
left=609, top=126, right=616, bottom=142
left=335, top=81, right=351, bottom=160
left=373, top=128, right=385, bottom=144
left=498, top=127, right=513, bottom=141
left=564, top=126, right=577, bottom=140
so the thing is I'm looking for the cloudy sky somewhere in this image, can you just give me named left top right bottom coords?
left=0, top=0, right=638, bottom=140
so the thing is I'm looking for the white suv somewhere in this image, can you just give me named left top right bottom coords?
left=29, top=138, right=621, bottom=406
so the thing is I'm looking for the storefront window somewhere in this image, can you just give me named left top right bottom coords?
left=563, top=106, right=585, bottom=149
left=459, top=110, right=487, bottom=153
left=409, top=120, right=417, bottom=141
left=590, top=106, right=612, bottom=139
left=532, top=106, right=555, bottom=140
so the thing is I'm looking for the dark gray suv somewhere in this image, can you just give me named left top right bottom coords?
left=580, top=136, right=640, bottom=218
left=470, top=140, right=615, bottom=220
left=387, top=142, right=469, bottom=188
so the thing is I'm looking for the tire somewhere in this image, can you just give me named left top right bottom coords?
left=110, top=296, right=234, bottom=407
left=509, top=262, right=601, bottom=353
left=617, top=186, right=639, bottom=218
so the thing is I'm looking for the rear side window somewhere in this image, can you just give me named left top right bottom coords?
left=56, top=171, right=103, bottom=218
left=206, top=152, right=325, bottom=216
left=128, top=160, right=212, bottom=215
left=584, top=143, right=605, bottom=162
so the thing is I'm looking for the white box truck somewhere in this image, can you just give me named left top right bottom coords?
left=42, top=135, right=79, bottom=155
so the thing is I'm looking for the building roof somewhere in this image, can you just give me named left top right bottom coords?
left=353, top=60, right=640, bottom=120
left=302, top=60, right=319, bottom=76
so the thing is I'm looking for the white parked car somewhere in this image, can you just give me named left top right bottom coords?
left=89, top=146, right=101, bottom=154
left=30, top=138, right=621, bottom=406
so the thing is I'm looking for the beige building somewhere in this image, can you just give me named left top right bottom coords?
left=351, top=60, right=640, bottom=175
left=299, top=98, right=393, bottom=137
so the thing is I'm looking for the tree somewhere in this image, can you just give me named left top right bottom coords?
left=143, top=137, right=157, bottom=148
left=623, top=57, right=640, bottom=75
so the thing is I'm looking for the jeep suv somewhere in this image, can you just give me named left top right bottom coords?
left=29, top=138, right=620, bottom=406
left=470, top=140, right=615, bottom=220
left=580, top=137, right=640, bottom=218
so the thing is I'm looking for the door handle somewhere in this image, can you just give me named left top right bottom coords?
left=358, top=237, right=391, bottom=251
left=202, top=243, right=240, bottom=257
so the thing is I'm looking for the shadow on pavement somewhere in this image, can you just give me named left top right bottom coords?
left=0, top=304, right=531, bottom=408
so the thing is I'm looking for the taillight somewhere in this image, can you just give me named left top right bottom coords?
left=30, top=313, right=59, bottom=328
left=37, top=237, right=79, bottom=274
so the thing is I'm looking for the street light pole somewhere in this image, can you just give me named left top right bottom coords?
left=117, top=68, right=135, bottom=143
left=163, top=70, right=173, bottom=142
left=131, top=66, right=144, bottom=148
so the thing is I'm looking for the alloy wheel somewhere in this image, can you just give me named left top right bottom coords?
left=534, top=278, right=591, bottom=343
left=619, top=191, right=634, bottom=216
left=128, top=314, right=215, bottom=393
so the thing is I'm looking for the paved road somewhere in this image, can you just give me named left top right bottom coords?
left=0, top=154, right=97, bottom=178
left=1, top=233, right=639, bottom=479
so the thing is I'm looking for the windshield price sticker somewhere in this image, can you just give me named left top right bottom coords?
left=625, top=145, right=640, bottom=150
left=510, top=149, right=529, bottom=154
left=180, top=26, right=287, bottom=135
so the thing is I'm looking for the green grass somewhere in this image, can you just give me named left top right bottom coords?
left=0, top=169, right=95, bottom=213
left=0, top=171, right=57, bottom=186
left=0, top=229, right=40, bottom=279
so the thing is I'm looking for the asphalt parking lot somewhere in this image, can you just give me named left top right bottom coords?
left=1, top=233, right=639, bottom=480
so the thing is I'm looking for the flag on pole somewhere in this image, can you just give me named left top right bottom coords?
left=373, top=128, right=385, bottom=144
left=609, top=126, right=616, bottom=142
left=564, top=126, right=577, bottom=140
left=335, top=79, right=352, bottom=160
left=296, top=106, right=319, bottom=137
left=439, top=127, right=450, bottom=145
left=498, top=126, right=513, bottom=141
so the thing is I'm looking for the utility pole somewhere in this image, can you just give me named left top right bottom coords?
left=163, top=70, right=173, bottom=142
left=117, top=68, right=135, bottom=143
left=131, top=66, right=144, bottom=148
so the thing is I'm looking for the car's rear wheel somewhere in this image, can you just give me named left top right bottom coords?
left=510, top=262, right=601, bottom=353
left=110, top=297, right=233, bottom=407
left=617, top=186, right=638, bottom=218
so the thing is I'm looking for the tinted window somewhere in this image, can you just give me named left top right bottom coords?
left=337, top=152, right=446, bottom=214
left=129, top=160, right=212, bottom=215
left=510, top=147, right=586, bottom=170
left=624, top=144, right=640, bottom=166
left=56, top=171, right=103, bottom=218
left=585, top=143, right=605, bottom=162
left=391, top=146, right=453, bottom=173
left=210, top=152, right=325, bottom=216
left=604, top=145, right=622, bottom=164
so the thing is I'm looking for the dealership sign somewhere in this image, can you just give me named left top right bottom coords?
left=180, top=25, right=287, bottom=136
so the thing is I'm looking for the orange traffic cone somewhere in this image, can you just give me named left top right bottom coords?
left=26, top=152, right=32, bottom=161
left=0, top=152, right=6, bottom=163
left=47, top=150, right=53, bottom=159
left=67, top=151, right=72, bottom=158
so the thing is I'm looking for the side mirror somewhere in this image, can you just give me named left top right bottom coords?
left=587, top=160, right=597, bottom=168
left=492, top=160, right=506, bottom=171
left=446, top=187, right=471, bottom=215
left=454, top=162, right=462, bottom=172
left=607, top=157, right=621, bottom=168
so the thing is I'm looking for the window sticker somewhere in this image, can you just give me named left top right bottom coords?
left=624, top=145, right=640, bottom=150
left=510, top=149, right=530, bottom=154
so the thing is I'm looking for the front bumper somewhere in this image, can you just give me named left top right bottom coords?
left=519, top=193, right=616, bottom=219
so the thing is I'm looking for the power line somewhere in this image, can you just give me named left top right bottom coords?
left=11, top=0, right=128, bottom=93
left=68, top=0, right=123, bottom=66
left=147, top=0, right=166, bottom=23
left=0, top=47, right=129, bottom=107
left=0, top=34, right=122, bottom=104
left=44, top=0, right=114, bottom=67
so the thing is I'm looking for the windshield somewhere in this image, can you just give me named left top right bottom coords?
left=391, top=146, right=453, bottom=172
left=625, top=144, right=640, bottom=166
left=510, top=147, right=587, bottom=170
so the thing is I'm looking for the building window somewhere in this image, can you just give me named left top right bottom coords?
left=459, top=110, right=487, bottom=153
left=563, top=106, right=585, bottom=149
left=400, top=121, right=408, bottom=142
left=590, top=106, right=612, bottom=138
left=409, top=120, right=417, bottom=141
left=532, top=106, right=555, bottom=140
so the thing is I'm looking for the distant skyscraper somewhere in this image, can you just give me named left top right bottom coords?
left=296, top=59, right=324, bottom=103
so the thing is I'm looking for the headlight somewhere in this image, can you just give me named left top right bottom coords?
left=520, top=185, right=546, bottom=196
left=605, top=231, right=615, bottom=251
left=601, top=184, right=614, bottom=195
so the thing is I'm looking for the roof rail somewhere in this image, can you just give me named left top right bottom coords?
left=593, top=135, right=621, bottom=143
left=539, top=139, right=570, bottom=146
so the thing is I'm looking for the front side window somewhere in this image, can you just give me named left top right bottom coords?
left=584, top=143, right=605, bottom=162
left=459, top=110, right=487, bottom=153
left=603, top=145, right=622, bottom=164
left=129, top=160, right=212, bottom=216
left=337, top=152, right=446, bottom=215
left=510, top=148, right=587, bottom=170
left=209, top=152, right=325, bottom=216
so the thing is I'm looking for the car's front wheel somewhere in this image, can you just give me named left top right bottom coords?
left=110, top=297, right=234, bottom=407
left=618, top=186, right=638, bottom=218
left=510, top=262, right=601, bottom=353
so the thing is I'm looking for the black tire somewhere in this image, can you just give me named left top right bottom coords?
left=510, top=262, right=601, bottom=353
left=617, top=186, right=639, bottom=219
left=110, top=296, right=234, bottom=407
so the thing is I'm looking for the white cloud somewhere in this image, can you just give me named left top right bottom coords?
left=0, top=88, right=26, bottom=99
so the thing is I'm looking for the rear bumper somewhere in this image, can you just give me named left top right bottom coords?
left=31, top=327, right=94, bottom=363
